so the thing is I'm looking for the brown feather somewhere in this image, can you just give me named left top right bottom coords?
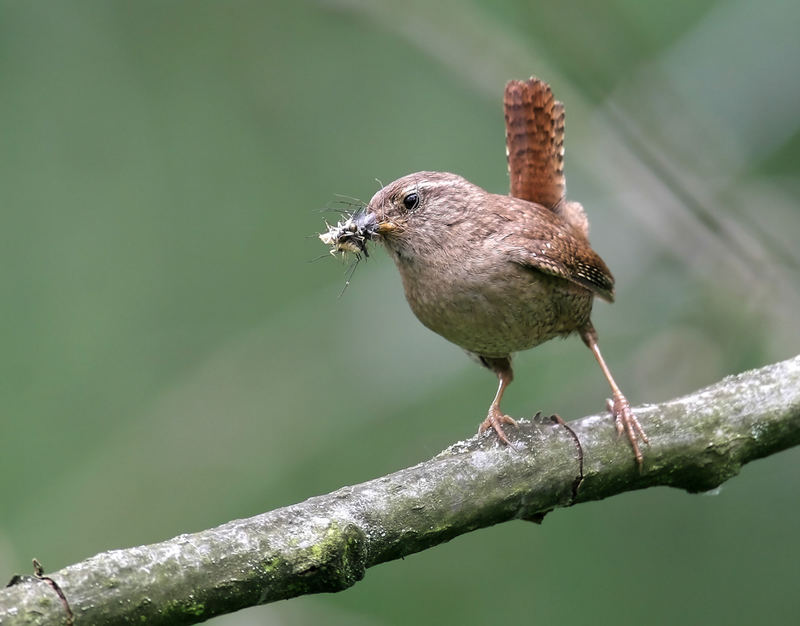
left=486, top=194, right=615, bottom=302
left=504, top=77, right=565, bottom=210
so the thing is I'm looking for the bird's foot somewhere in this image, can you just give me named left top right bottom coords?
left=607, top=393, right=649, bottom=468
left=478, top=406, right=518, bottom=445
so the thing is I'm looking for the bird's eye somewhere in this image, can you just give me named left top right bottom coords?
left=402, top=192, right=420, bottom=211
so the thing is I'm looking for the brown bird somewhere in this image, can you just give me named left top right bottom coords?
left=320, top=77, right=648, bottom=464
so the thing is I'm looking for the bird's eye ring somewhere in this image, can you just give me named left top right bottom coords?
left=402, top=192, right=420, bottom=211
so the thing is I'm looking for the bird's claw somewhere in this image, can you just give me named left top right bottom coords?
left=478, top=407, right=518, bottom=445
left=606, top=393, right=649, bottom=468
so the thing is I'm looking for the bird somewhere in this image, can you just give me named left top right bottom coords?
left=320, top=77, right=648, bottom=465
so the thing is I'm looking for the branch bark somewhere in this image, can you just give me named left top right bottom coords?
left=4, top=355, right=800, bottom=625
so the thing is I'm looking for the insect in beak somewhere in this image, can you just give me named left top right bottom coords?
left=319, top=211, right=380, bottom=257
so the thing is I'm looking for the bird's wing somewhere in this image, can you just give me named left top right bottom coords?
left=494, top=203, right=615, bottom=302
left=512, top=241, right=615, bottom=302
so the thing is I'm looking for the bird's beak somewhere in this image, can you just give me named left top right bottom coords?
left=376, top=221, right=397, bottom=235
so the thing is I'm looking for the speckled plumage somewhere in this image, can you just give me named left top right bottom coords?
left=504, top=78, right=565, bottom=210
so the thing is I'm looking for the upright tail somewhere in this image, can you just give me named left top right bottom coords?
left=504, top=77, right=566, bottom=210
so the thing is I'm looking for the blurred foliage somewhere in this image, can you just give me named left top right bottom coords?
left=1, top=0, right=799, bottom=624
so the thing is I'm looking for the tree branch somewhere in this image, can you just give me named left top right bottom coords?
left=4, top=355, right=799, bottom=625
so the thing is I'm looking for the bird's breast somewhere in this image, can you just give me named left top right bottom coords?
left=395, top=255, right=593, bottom=357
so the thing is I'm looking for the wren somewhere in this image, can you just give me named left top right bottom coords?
left=320, top=77, right=648, bottom=465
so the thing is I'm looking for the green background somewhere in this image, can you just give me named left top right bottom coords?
left=2, top=1, right=799, bottom=624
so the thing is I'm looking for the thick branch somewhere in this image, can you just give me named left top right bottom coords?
left=3, top=355, right=799, bottom=625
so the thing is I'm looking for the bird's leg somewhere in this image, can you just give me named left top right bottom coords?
left=580, top=325, right=648, bottom=466
left=477, top=358, right=518, bottom=444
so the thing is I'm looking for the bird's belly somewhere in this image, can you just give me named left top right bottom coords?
left=401, top=266, right=593, bottom=357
